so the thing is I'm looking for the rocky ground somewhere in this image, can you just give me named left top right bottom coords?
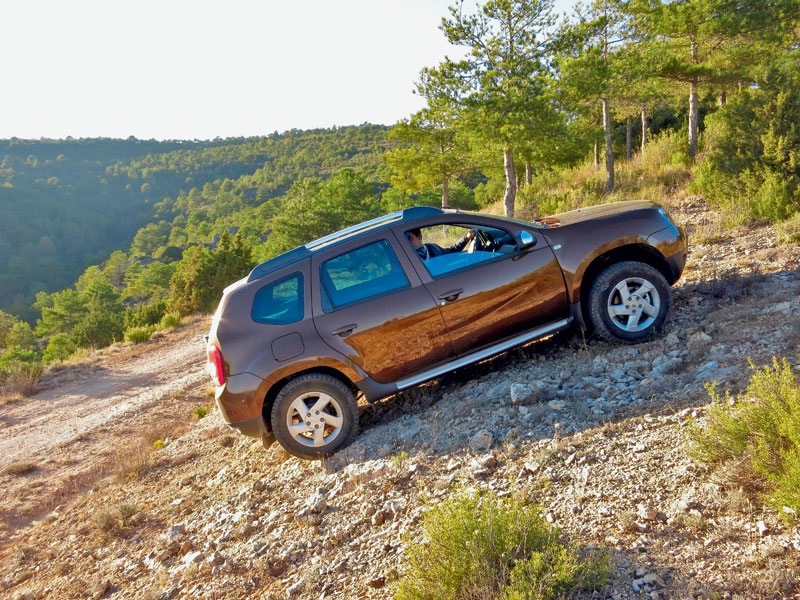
left=1, top=196, right=799, bottom=600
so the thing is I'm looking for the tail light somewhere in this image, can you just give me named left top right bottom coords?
left=206, top=344, right=226, bottom=386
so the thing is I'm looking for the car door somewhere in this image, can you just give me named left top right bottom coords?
left=399, top=220, right=570, bottom=357
left=311, top=236, right=455, bottom=384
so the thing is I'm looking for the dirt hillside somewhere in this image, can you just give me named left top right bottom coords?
left=1, top=196, right=799, bottom=600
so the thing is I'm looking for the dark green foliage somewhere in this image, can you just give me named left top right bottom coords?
left=693, top=53, right=800, bottom=222
left=168, top=232, right=253, bottom=315
left=34, top=289, right=89, bottom=337
left=124, top=300, right=168, bottom=330
left=0, top=138, right=188, bottom=314
left=0, top=310, right=18, bottom=348
left=167, top=246, right=213, bottom=316
left=0, top=346, right=40, bottom=369
left=263, top=169, right=381, bottom=258
left=42, top=333, right=76, bottom=363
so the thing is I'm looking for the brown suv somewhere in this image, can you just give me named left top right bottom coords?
left=206, top=201, right=687, bottom=459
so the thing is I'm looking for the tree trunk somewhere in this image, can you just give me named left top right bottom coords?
left=526, top=162, right=534, bottom=185
left=641, top=108, right=649, bottom=155
left=688, top=80, right=699, bottom=160
left=503, top=149, right=517, bottom=218
left=719, top=90, right=727, bottom=106
left=441, top=179, right=449, bottom=210
left=594, top=139, right=600, bottom=168
left=626, top=116, right=633, bottom=160
left=688, top=38, right=699, bottom=160
left=602, top=97, right=615, bottom=194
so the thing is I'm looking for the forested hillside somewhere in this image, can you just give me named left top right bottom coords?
left=0, top=127, right=391, bottom=321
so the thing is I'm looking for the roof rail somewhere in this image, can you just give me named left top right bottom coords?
left=305, top=206, right=443, bottom=252
left=247, top=207, right=445, bottom=282
left=401, top=206, right=443, bottom=219
left=306, top=212, right=403, bottom=251
left=247, top=246, right=311, bottom=282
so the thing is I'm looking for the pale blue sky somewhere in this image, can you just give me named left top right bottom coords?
left=2, top=0, right=575, bottom=140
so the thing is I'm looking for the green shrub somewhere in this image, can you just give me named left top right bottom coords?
left=159, top=312, right=182, bottom=329
left=0, top=347, right=40, bottom=371
left=396, top=489, right=609, bottom=600
left=124, top=300, right=167, bottom=329
left=42, top=333, right=77, bottom=364
left=687, top=357, right=800, bottom=520
left=124, top=325, right=156, bottom=344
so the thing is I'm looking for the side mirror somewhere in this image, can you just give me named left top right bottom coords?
left=516, top=230, right=536, bottom=250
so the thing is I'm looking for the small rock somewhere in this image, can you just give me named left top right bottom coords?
left=286, top=579, right=305, bottom=596
left=643, top=573, right=665, bottom=587
left=470, top=430, right=493, bottom=452
left=510, top=383, right=534, bottom=404
left=637, top=504, right=659, bottom=521
left=687, top=331, right=712, bottom=350
left=757, top=521, right=770, bottom=536
left=182, top=551, right=203, bottom=567
left=92, top=579, right=112, bottom=599
left=523, top=460, right=540, bottom=474
left=166, top=524, right=185, bottom=539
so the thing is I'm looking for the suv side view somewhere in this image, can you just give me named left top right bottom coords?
left=206, top=202, right=687, bottom=459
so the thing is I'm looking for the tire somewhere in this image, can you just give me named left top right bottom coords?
left=271, top=374, right=358, bottom=459
left=588, top=261, right=671, bottom=343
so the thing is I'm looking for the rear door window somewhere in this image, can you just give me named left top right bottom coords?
left=321, top=240, right=409, bottom=310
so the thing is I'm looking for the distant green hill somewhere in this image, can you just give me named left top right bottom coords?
left=0, top=126, right=391, bottom=321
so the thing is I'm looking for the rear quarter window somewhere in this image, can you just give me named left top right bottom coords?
left=251, top=273, right=304, bottom=324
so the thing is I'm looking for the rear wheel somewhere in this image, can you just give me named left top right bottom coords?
left=588, top=261, right=671, bottom=343
left=271, top=374, right=358, bottom=459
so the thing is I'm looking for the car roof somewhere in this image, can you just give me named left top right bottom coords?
left=247, top=206, right=444, bottom=283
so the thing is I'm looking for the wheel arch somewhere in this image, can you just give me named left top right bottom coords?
left=261, top=366, right=360, bottom=432
left=578, top=244, right=675, bottom=330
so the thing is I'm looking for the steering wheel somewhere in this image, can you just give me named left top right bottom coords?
left=466, top=228, right=482, bottom=253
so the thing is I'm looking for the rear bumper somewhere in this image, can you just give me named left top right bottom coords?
left=228, top=414, right=268, bottom=439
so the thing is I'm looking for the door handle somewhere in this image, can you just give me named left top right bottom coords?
left=331, top=323, right=357, bottom=337
left=438, top=289, right=463, bottom=304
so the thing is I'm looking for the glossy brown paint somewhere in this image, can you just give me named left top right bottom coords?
left=419, top=252, right=569, bottom=355
left=309, top=229, right=455, bottom=384
left=538, top=203, right=687, bottom=303
left=206, top=201, right=687, bottom=447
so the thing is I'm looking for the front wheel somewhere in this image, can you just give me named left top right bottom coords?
left=588, top=261, right=671, bottom=343
left=271, top=374, right=358, bottom=460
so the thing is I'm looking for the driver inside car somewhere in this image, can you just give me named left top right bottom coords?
left=406, top=227, right=475, bottom=260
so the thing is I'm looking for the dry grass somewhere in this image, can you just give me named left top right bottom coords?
left=0, top=388, right=24, bottom=405
left=112, top=438, right=155, bottom=482
left=92, top=503, right=142, bottom=537
left=1, top=361, right=43, bottom=398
